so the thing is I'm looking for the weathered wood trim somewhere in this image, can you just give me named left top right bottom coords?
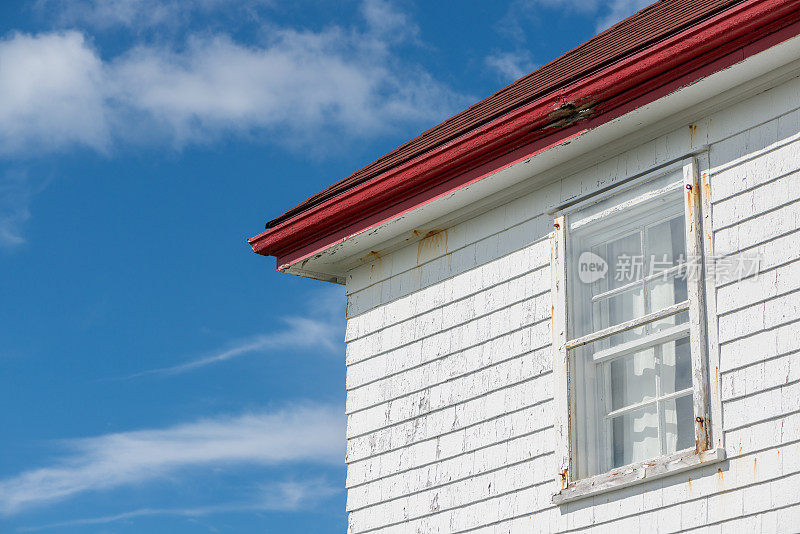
left=551, top=215, right=571, bottom=489
left=684, top=157, right=712, bottom=453
left=697, top=151, right=725, bottom=451
left=552, top=447, right=726, bottom=504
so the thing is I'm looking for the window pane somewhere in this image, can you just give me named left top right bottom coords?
left=646, top=269, right=688, bottom=314
left=609, top=349, right=657, bottom=411
left=612, top=403, right=659, bottom=468
left=661, top=337, right=692, bottom=395
left=597, top=231, right=642, bottom=290
left=591, top=285, right=644, bottom=339
left=662, top=394, right=695, bottom=454
left=646, top=215, right=686, bottom=274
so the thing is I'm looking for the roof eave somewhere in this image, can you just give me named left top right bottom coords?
left=248, top=0, right=800, bottom=271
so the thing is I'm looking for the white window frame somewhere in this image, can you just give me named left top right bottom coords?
left=551, top=156, right=725, bottom=504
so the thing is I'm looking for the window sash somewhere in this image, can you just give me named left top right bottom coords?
left=552, top=157, right=712, bottom=494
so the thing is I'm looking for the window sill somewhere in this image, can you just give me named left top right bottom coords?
left=552, top=448, right=726, bottom=505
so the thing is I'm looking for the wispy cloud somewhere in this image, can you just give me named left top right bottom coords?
left=0, top=404, right=344, bottom=516
left=487, top=0, right=653, bottom=79
left=484, top=50, right=538, bottom=82
left=525, top=0, right=651, bottom=33
left=0, top=170, right=47, bottom=249
left=22, top=478, right=339, bottom=531
left=126, top=315, right=342, bottom=378
left=492, top=0, right=603, bottom=45
left=35, top=0, right=274, bottom=31
left=123, top=286, right=344, bottom=378
left=595, top=0, right=652, bottom=32
left=0, top=1, right=467, bottom=156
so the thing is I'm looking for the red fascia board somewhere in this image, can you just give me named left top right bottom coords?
left=249, top=0, right=800, bottom=268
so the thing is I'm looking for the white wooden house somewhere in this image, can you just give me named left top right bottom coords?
left=249, top=0, right=800, bottom=531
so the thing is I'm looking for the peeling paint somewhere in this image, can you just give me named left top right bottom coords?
left=546, top=100, right=596, bottom=129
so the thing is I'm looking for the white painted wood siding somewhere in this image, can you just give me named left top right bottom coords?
left=342, top=71, right=800, bottom=533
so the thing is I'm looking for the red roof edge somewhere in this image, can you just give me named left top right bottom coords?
left=249, top=0, right=800, bottom=269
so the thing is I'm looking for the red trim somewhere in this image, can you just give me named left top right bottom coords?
left=249, top=0, right=800, bottom=269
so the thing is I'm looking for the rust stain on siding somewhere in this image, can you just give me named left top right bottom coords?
left=361, top=250, right=383, bottom=263
left=416, top=229, right=448, bottom=265
left=362, top=250, right=383, bottom=277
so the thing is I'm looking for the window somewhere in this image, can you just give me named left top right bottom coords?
left=551, top=158, right=722, bottom=503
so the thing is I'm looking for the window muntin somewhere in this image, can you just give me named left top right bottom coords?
left=565, top=171, right=700, bottom=479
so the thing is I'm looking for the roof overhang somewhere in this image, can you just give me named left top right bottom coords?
left=248, top=0, right=800, bottom=282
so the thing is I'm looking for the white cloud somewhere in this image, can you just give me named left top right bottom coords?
left=23, top=479, right=339, bottom=531
left=36, top=0, right=273, bottom=31
left=0, top=404, right=344, bottom=515
left=360, top=0, right=419, bottom=44
left=0, top=31, right=109, bottom=155
left=595, top=0, right=652, bottom=32
left=484, top=50, right=538, bottom=81
left=531, top=0, right=603, bottom=13
left=109, top=29, right=460, bottom=147
left=0, top=2, right=467, bottom=155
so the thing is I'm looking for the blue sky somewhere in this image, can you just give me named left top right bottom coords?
left=0, top=1, right=649, bottom=532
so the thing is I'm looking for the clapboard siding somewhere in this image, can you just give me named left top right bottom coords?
left=346, top=428, right=552, bottom=510
left=346, top=344, right=550, bottom=439
left=715, top=257, right=800, bottom=314
left=345, top=328, right=550, bottom=417
left=721, top=349, right=800, bottom=402
left=343, top=70, right=800, bottom=532
left=346, top=405, right=554, bottom=488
